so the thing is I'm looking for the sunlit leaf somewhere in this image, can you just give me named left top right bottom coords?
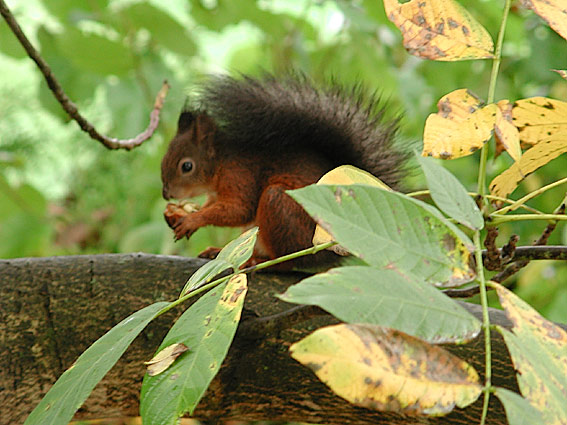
left=290, top=324, right=481, bottom=415
left=280, top=266, right=480, bottom=343
left=144, top=343, right=189, bottom=377
left=494, top=388, right=546, bottom=425
left=417, top=155, right=483, bottom=230
left=422, top=89, right=497, bottom=159
left=495, top=100, right=522, bottom=161
left=523, top=0, right=567, bottom=40
left=489, top=133, right=567, bottom=198
left=24, top=302, right=169, bottom=425
left=512, top=97, right=567, bottom=146
left=290, top=184, right=475, bottom=286
left=383, top=0, right=494, bottom=61
left=313, top=165, right=391, bottom=255
left=140, top=274, right=247, bottom=424
left=494, top=283, right=567, bottom=425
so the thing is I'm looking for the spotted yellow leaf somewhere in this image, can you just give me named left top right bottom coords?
left=313, top=166, right=391, bottom=255
left=423, top=89, right=497, bottom=159
left=489, top=131, right=567, bottom=198
left=144, top=343, right=189, bottom=377
left=512, top=97, right=567, bottom=147
left=523, top=0, right=567, bottom=40
left=495, top=100, right=521, bottom=161
left=494, top=283, right=567, bottom=425
left=383, top=0, right=494, bottom=61
left=291, top=323, right=481, bottom=415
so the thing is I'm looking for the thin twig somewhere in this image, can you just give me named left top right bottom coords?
left=0, top=0, right=169, bottom=150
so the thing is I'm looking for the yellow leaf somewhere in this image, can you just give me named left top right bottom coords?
left=494, top=283, right=567, bottom=424
left=494, top=100, right=521, bottom=161
left=422, top=89, right=497, bottom=159
left=144, top=343, right=189, bottom=377
left=291, top=324, right=481, bottom=415
left=219, top=274, right=247, bottom=313
left=313, top=165, right=391, bottom=255
left=489, top=131, right=567, bottom=198
left=512, top=97, right=567, bottom=146
left=523, top=0, right=567, bottom=40
left=383, top=0, right=494, bottom=61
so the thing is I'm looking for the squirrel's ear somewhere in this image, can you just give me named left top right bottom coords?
left=177, top=110, right=196, bottom=134
left=193, top=114, right=216, bottom=146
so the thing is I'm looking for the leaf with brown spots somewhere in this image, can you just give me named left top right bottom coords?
left=523, top=0, right=567, bottom=40
left=144, top=343, right=189, bottom=377
left=141, top=274, right=248, bottom=423
left=494, top=283, right=567, bottom=425
left=290, top=324, right=481, bottom=415
left=313, top=165, right=392, bottom=255
left=494, top=100, right=522, bottom=161
left=489, top=132, right=567, bottom=198
left=422, top=89, right=498, bottom=159
left=512, top=97, right=567, bottom=147
left=383, top=0, right=494, bottom=61
left=289, top=184, right=476, bottom=287
left=280, top=266, right=480, bottom=343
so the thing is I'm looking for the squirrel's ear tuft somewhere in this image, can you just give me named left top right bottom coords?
left=193, top=114, right=216, bottom=146
left=177, top=109, right=196, bottom=134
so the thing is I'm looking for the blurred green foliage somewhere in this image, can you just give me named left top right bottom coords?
left=0, top=0, right=566, bottom=320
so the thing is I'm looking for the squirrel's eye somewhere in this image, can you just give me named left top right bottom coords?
left=179, top=158, right=194, bottom=174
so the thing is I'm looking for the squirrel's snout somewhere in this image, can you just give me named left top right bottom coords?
left=162, top=186, right=170, bottom=200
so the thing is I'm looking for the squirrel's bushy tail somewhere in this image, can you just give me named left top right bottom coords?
left=198, top=74, right=408, bottom=188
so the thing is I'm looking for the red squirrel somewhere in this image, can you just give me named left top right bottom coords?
left=160, top=74, right=407, bottom=266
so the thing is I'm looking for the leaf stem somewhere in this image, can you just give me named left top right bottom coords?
left=477, top=2, right=511, bottom=423
left=490, top=213, right=567, bottom=225
left=155, top=241, right=337, bottom=317
left=406, top=190, right=544, bottom=215
left=492, top=176, right=567, bottom=215
left=477, top=0, right=512, bottom=200
left=475, top=231, right=492, bottom=425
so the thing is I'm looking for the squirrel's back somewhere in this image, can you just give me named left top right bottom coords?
left=196, top=74, right=407, bottom=188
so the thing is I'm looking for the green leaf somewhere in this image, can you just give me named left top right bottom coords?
left=494, top=388, right=545, bottom=425
left=280, top=266, right=480, bottom=343
left=115, top=3, right=196, bottom=56
left=494, top=283, right=567, bottom=425
left=417, top=155, right=484, bottom=230
left=55, top=27, right=134, bottom=75
left=0, top=19, right=27, bottom=58
left=181, top=227, right=258, bottom=295
left=289, top=185, right=475, bottom=287
left=24, top=302, right=169, bottom=425
left=140, top=274, right=248, bottom=424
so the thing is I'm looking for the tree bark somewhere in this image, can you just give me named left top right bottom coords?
left=0, top=254, right=523, bottom=425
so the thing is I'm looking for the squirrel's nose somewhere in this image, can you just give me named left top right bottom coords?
left=162, top=186, right=170, bottom=200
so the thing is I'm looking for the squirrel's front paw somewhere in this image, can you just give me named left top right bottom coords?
left=164, top=202, right=200, bottom=240
left=170, top=216, right=197, bottom=240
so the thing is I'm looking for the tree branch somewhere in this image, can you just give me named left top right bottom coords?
left=1, top=253, right=532, bottom=425
left=0, top=0, right=169, bottom=150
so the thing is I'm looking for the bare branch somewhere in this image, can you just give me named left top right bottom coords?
left=0, top=0, right=169, bottom=150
